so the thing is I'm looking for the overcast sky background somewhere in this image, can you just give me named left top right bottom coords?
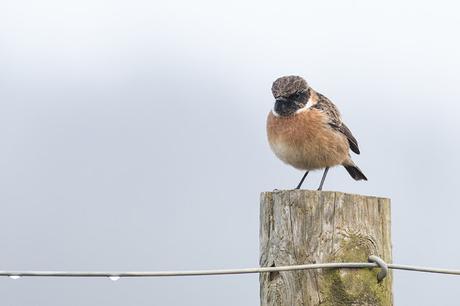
left=1, top=0, right=460, bottom=305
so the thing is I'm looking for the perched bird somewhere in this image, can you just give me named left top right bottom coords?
left=267, top=75, right=367, bottom=190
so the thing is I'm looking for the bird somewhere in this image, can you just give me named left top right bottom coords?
left=266, top=75, right=367, bottom=190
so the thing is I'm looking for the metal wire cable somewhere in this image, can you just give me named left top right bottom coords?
left=388, top=264, right=460, bottom=276
left=2, top=256, right=460, bottom=280
left=0, top=262, right=377, bottom=278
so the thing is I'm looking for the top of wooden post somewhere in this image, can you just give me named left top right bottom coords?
left=261, top=189, right=390, bottom=202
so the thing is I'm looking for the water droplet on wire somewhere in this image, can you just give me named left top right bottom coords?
left=109, top=276, right=120, bottom=281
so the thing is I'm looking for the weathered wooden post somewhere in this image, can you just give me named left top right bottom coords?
left=260, top=190, right=392, bottom=305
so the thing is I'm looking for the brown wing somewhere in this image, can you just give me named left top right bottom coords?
left=331, top=122, right=360, bottom=154
left=313, top=93, right=361, bottom=155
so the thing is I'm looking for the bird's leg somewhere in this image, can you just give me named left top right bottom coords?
left=296, top=171, right=309, bottom=189
left=317, top=167, right=329, bottom=191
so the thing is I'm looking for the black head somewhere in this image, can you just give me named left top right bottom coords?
left=271, top=76, right=310, bottom=116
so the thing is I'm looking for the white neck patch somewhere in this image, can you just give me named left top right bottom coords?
left=271, top=109, right=280, bottom=117
left=295, top=97, right=314, bottom=114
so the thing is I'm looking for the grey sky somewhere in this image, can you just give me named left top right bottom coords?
left=1, top=0, right=460, bottom=305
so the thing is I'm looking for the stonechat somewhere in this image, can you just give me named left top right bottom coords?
left=267, top=75, right=367, bottom=190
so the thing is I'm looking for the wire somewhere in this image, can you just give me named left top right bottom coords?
left=389, top=264, right=460, bottom=276
left=2, top=256, right=460, bottom=280
left=0, top=262, right=377, bottom=278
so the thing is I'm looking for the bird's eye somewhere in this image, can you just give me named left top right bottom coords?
left=292, top=92, right=304, bottom=100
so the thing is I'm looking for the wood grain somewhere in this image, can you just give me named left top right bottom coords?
left=260, top=190, right=392, bottom=306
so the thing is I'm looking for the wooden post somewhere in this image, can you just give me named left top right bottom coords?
left=260, top=190, right=392, bottom=306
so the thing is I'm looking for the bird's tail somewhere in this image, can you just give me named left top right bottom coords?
left=343, top=160, right=367, bottom=181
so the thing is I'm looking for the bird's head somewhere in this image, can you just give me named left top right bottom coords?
left=271, top=75, right=312, bottom=117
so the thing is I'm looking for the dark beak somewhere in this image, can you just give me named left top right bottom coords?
left=274, top=98, right=290, bottom=115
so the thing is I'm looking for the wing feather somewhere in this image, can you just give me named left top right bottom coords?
left=313, top=93, right=361, bottom=155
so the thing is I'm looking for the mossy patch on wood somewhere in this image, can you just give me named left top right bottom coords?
left=320, top=233, right=392, bottom=306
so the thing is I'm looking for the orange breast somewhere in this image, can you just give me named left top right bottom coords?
left=266, top=109, right=349, bottom=170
